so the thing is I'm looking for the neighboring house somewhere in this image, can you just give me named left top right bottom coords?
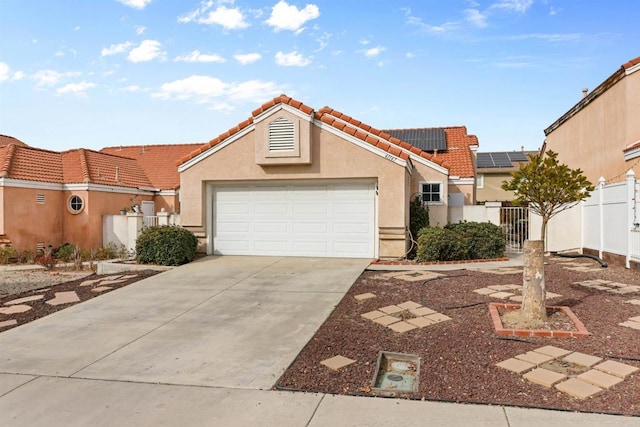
left=177, top=95, right=479, bottom=259
left=475, top=150, right=537, bottom=204
left=0, top=137, right=200, bottom=251
left=544, top=56, right=640, bottom=183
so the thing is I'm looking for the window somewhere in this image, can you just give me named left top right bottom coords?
left=476, top=173, right=484, bottom=189
left=68, top=195, right=84, bottom=214
left=420, top=182, right=443, bottom=204
left=36, top=194, right=45, bottom=204
left=268, top=117, right=295, bottom=152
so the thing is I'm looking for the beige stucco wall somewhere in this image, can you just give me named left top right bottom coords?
left=477, top=172, right=516, bottom=203
left=180, top=124, right=450, bottom=258
left=545, top=70, right=640, bottom=184
left=0, top=187, right=4, bottom=235
left=408, top=162, right=449, bottom=227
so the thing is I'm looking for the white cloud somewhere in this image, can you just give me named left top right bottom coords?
left=234, top=52, right=262, bottom=65
left=135, top=25, right=146, bottom=35
left=0, top=62, right=10, bottom=83
left=404, top=9, right=460, bottom=34
left=465, top=8, right=488, bottom=28
left=74, top=26, right=80, bottom=31
left=33, top=70, right=64, bottom=86
left=363, top=46, right=385, bottom=58
left=406, top=52, right=415, bottom=59
left=265, top=0, right=319, bottom=33
left=179, top=2, right=249, bottom=30
left=101, top=41, right=133, bottom=57
left=12, top=71, right=25, bottom=81
left=153, top=75, right=228, bottom=102
left=116, top=0, right=152, bottom=10
left=227, top=80, right=282, bottom=103
left=175, top=50, right=226, bottom=63
left=275, top=51, right=311, bottom=67
left=55, top=50, right=65, bottom=57
left=118, top=85, right=143, bottom=92
left=56, top=81, right=96, bottom=96
left=127, top=40, right=166, bottom=62
left=491, top=0, right=533, bottom=13
left=507, top=33, right=581, bottom=42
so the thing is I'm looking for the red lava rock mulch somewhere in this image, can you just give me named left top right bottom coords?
left=276, top=257, right=640, bottom=416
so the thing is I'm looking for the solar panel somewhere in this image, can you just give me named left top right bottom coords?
left=491, top=152, right=512, bottom=167
left=476, top=153, right=495, bottom=168
left=507, top=152, right=529, bottom=162
left=477, top=152, right=530, bottom=168
left=384, top=128, right=447, bottom=152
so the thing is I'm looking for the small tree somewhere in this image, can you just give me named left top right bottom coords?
left=501, top=150, right=594, bottom=322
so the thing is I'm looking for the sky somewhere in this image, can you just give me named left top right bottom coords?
left=0, top=0, right=638, bottom=154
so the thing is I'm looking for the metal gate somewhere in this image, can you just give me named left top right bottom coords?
left=500, top=207, right=529, bottom=253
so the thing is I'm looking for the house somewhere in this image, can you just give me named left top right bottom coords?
left=177, top=95, right=479, bottom=259
left=0, top=136, right=200, bottom=251
left=544, top=56, right=640, bottom=183
left=475, top=150, right=537, bottom=204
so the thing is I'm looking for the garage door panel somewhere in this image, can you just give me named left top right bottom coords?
left=213, top=182, right=375, bottom=258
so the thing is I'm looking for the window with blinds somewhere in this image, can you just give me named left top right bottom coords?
left=268, top=117, right=295, bottom=152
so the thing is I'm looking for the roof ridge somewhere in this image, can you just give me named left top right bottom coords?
left=0, top=143, right=17, bottom=177
left=101, top=142, right=204, bottom=150
left=78, top=149, right=91, bottom=183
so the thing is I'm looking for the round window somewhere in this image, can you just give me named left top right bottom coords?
left=68, top=195, right=84, bottom=214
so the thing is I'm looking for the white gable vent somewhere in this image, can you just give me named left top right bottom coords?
left=268, top=117, right=295, bottom=152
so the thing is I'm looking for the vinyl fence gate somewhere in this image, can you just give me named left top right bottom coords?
left=500, top=207, right=529, bottom=254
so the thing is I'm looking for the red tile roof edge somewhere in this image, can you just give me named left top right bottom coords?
left=101, top=142, right=205, bottom=151
left=0, top=143, right=18, bottom=177
left=622, top=56, right=640, bottom=70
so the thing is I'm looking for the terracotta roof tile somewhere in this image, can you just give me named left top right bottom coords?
left=1, top=145, right=64, bottom=183
left=101, top=143, right=203, bottom=189
left=0, top=135, right=28, bottom=147
left=622, top=56, right=640, bottom=70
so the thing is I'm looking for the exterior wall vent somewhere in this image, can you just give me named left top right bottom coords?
left=36, top=194, right=45, bottom=204
left=268, top=117, right=295, bottom=152
left=36, top=242, right=46, bottom=253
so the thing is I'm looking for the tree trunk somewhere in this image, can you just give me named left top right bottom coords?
left=521, top=240, right=547, bottom=321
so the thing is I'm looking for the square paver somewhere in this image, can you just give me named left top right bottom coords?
left=397, top=301, right=422, bottom=310
left=424, top=313, right=451, bottom=323
left=577, top=369, right=624, bottom=389
left=354, top=293, right=376, bottom=301
left=496, top=358, right=536, bottom=374
left=473, top=288, right=497, bottom=296
left=410, top=307, right=437, bottom=316
left=373, top=315, right=401, bottom=326
left=379, top=305, right=404, bottom=315
left=0, top=305, right=32, bottom=314
left=361, top=310, right=385, bottom=320
left=555, top=378, right=603, bottom=399
left=563, top=352, right=602, bottom=368
left=619, top=320, right=640, bottom=330
left=523, top=368, right=566, bottom=387
left=406, top=316, right=436, bottom=328
left=593, top=360, right=640, bottom=378
left=515, top=351, right=555, bottom=366
left=489, top=291, right=515, bottom=299
left=320, top=355, right=356, bottom=371
left=533, top=345, right=572, bottom=358
left=388, top=321, right=418, bottom=333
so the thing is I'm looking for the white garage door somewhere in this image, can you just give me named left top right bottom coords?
left=213, top=182, right=376, bottom=258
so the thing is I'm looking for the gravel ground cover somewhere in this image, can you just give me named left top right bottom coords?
left=276, top=257, right=640, bottom=416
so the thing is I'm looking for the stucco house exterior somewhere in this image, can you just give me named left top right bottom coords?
left=544, top=55, right=640, bottom=183
left=177, top=95, right=479, bottom=259
left=0, top=137, right=200, bottom=252
left=475, top=150, right=537, bottom=204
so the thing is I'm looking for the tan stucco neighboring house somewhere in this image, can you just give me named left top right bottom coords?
left=475, top=150, right=537, bottom=204
left=0, top=137, right=200, bottom=252
left=177, top=95, right=480, bottom=259
left=544, top=55, right=640, bottom=183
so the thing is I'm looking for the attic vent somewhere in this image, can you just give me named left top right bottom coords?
left=268, top=117, right=295, bottom=152
left=36, top=242, right=45, bottom=253
left=36, top=194, right=45, bottom=204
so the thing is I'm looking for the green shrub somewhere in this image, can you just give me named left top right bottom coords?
left=445, top=221, right=506, bottom=260
left=95, top=242, right=125, bottom=260
left=17, top=249, right=35, bottom=264
left=55, top=243, right=75, bottom=262
left=416, top=221, right=505, bottom=262
left=0, top=245, right=17, bottom=264
left=408, top=195, right=429, bottom=259
left=135, top=225, right=197, bottom=266
left=416, top=227, right=466, bottom=262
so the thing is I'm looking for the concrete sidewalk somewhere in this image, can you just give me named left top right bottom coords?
left=0, top=255, right=636, bottom=426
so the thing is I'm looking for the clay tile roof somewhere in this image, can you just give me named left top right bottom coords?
left=436, top=127, right=478, bottom=178
left=0, top=135, right=28, bottom=147
left=0, top=145, right=63, bottom=182
left=101, top=143, right=203, bottom=190
left=60, top=149, right=152, bottom=188
left=622, top=56, right=640, bottom=70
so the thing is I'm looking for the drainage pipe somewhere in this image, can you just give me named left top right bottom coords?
left=551, top=251, right=608, bottom=268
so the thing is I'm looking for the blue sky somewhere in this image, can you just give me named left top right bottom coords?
left=0, top=0, right=638, bottom=153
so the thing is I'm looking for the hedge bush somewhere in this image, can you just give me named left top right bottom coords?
left=416, top=221, right=505, bottom=262
left=135, top=225, right=198, bottom=266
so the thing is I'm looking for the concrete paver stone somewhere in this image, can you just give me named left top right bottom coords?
left=91, top=286, right=113, bottom=293
left=320, top=355, right=356, bottom=371
left=379, top=305, right=404, bottom=315
left=626, top=299, right=640, bottom=305
left=0, top=305, right=32, bottom=314
left=489, top=291, right=514, bottom=299
left=397, top=301, right=422, bottom=310
left=487, top=284, right=520, bottom=291
left=4, top=295, right=44, bottom=305
left=594, top=360, right=640, bottom=378
left=410, top=307, right=437, bottom=316
left=523, top=368, right=567, bottom=387
left=372, top=315, right=401, bottom=326
left=424, top=313, right=451, bottom=323
left=619, top=320, right=640, bottom=330
left=406, top=316, right=435, bottom=328
left=388, top=321, right=418, bottom=333
left=361, top=310, right=385, bottom=320
left=496, top=358, right=536, bottom=374
left=563, top=352, right=602, bottom=368
left=515, top=351, right=555, bottom=366
left=473, top=288, right=496, bottom=295
left=629, top=315, right=640, bottom=322
left=45, top=291, right=80, bottom=306
left=555, top=378, right=603, bottom=399
left=0, top=319, right=18, bottom=328
left=99, top=279, right=127, bottom=286
left=509, top=296, right=523, bottom=302
left=577, top=369, right=624, bottom=389
left=533, top=346, right=573, bottom=358
left=354, top=293, right=376, bottom=301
